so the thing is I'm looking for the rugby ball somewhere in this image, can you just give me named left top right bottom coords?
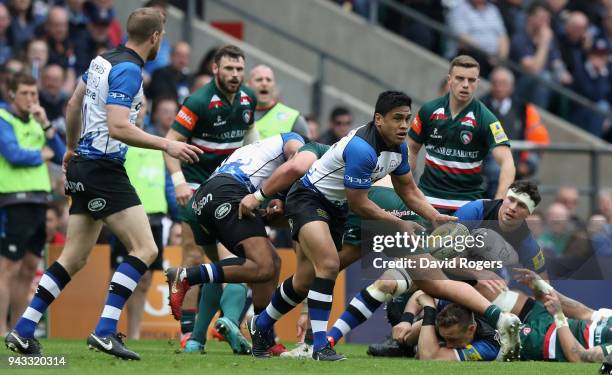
left=426, top=222, right=471, bottom=260
left=466, top=228, right=519, bottom=265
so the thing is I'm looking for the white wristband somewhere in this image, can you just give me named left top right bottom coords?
left=253, top=189, right=266, bottom=202
left=554, top=312, right=568, bottom=328
left=171, top=171, right=186, bottom=187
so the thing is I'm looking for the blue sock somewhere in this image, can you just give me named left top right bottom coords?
left=15, top=262, right=71, bottom=338
left=308, top=277, right=335, bottom=352
left=94, top=255, right=147, bottom=337
left=256, top=277, right=305, bottom=331
left=186, top=263, right=223, bottom=285
left=328, top=286, right=385, bottom=342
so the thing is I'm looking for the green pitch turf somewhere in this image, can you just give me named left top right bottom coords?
left=2, top=339, right=600, bottom=374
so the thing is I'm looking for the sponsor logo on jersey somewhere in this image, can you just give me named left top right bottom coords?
left=276, top=111, right=289, bottom=121
left=108, top=92, right=131, bottom=102
left=489, top=121, right=508, bottom=144
left=214, top=203, right=232, bottom=220
left=460, top=130, right=473, bottom=144
left=176, top=106, right=199, bottom=130
left=208, top=94, right=224, bottom=109
left=88, top=198, right=106, bottom=212
left=430, top=127, right=442, bottom=139
left=459, top=111, right=477, bottom=128
left=410, top=113, right=423, bottom=135
left=429, top=107, right=448, bottom=121
left=240, top=91, right=252, bottom=106
left=213, top=115, right=227, bottom=127
left=242, top=109, right=252, bottom=124
left=521, top=326, right=532, bottom=335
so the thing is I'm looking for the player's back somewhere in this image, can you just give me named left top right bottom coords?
left=77, top=45, right=145, bottom=163
left=214, top=132, right=304, bottom=192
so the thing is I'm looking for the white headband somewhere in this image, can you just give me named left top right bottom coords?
left=506, top=189, right=536, bottom=214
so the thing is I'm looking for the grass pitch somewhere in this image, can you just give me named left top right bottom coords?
left=2, top=339, right=601, bottom=374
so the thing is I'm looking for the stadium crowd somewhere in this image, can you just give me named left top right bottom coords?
left=0, top=0, right=611, bottom=369
left=334, top=0, right=612, bottom=142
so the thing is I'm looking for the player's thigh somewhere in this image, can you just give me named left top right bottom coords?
left=298, top=221, right=340, bottom=273
left=339, top=243, right=362, bottom=270
left=103, top=205, right=157, bottom=259
left=57, top=214, right=104, bottom=274
left=293, top=242, right=315, bottom=294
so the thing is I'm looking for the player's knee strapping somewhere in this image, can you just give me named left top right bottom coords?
left=256, top=276, right=306, bottom=331
left=186, top=257, right=246, bottom=285
left=329, top=282, right=386, bottom=342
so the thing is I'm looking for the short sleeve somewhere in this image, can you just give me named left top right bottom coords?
left=299, top=142, right=330, bottom=159
left=343, top=137, right=377, bottom=190
left=106, top=62, right=142, bottom=108
left=391, top=142, right=410, bottom=176
left=408, top=111, right=427, bottom=144
left=518, top=234, right=546, bottom=272
left=454, top=200, right=485, bottom=230
left=171, top=95, right=200, bottom=138
left=456, top=340, right=499, bottom=361
left=281, top=132, right=305, bottom=146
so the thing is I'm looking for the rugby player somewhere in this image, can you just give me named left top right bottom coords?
left=5, top=8, right=201, bottom=360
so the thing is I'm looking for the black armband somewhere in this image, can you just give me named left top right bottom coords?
left=400, top=312, right=415, bottom=324
left=422, top=306, right=437, bottom=326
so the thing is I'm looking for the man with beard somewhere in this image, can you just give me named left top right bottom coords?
left=163, top=45, right=259, bottom=346
left=5, top=8, right=202, bottom=360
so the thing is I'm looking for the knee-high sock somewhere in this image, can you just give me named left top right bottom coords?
left=15, top=262, right=71, bottom=338
left=256, top=276, right=306, bottom=331
left=328, top=285, right=386, bottom=342
left=220, top=283, right=247, bottom=326
left=191, top=284, right=222, bottom=344
left=185, top=263, right=223, bottom=285
left=95, top=255, right=148, bottom=336
left=308, top=277, right=335, bottom=352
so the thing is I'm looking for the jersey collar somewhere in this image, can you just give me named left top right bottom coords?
left=117, top=45, right=145, bottom=67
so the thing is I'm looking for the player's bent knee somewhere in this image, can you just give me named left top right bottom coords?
left=374, top=279, right=398, bottom=294
left=314, top=258, right=339, bottom=279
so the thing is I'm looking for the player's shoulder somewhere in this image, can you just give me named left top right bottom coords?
left=473, top=99, right=500, bottom=125
left=101, top=46, right=144, bottom=68
left=239, top=84, right=256, bottom=99
left=299, top=142, right=330, bottom=158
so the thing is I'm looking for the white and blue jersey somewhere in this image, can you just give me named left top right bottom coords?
left=76, top=45, right=145, bottom=162
left=213, top=132, right=304, bottom=193
left=301, top=123, right=410, bottom=206
left=455, top=199, right=546, bottom=273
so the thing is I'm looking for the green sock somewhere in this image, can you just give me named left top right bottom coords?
left=191, top=283, right=223, bottom=344
left=220, top=283, right=247, bottom=326
left=483, top=304, right=502, bottom=327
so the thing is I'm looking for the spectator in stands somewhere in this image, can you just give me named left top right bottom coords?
left=25, top=38, right=47, bottom=82
left=146, top=41, right=192, bottom=104
left=379, top=0, right=444, bottom=53
left=555, top=185, right=586, bottom=228
left=46, top=205, right=66, bottom=246
left=570, top=36, right=611, bottom=137
left=39, top=64, right=67, bottom=137
left=142, top=0, right=171, bottom=84
left=73, top=4, right=113, bottom=76
left=601, top=8, right=612, bottom=45
left=318, top=106, right=352, bottom=145
left=539, top=202, right=572, bottom=257
left=599, top=189, right=612, bottom=223
left=511, top=0, right=572, bottom=108
left=333, top=0, right=370, bottom=18
left=498, top=0, right=528, bottom=38
left=305, top=114, right=321, bottom=142
left=191, top=46, right=218, bottom=92
left=447, top=0, right=509, bottom=77
left=526, top=210, right=545, bottom=238
left=248, top=64, right=311, bottom=139
left=40, top=6, right=77, bottom=91
left=0, top=3, right=15, bottom=66
left=547, top=0, right=569, bottom=36
left=481, top=67, right=550, bottom=197
left=588, top=213, right=611, bottom=256
left=8, top=0, right=42, bottom=49
left=85, top=0, right=123, bottom=47
left=558, top=11, right=592, bottom=76
left=149, top=96, right=178, bottom=136
left=66, top=0, right=89, bottom=41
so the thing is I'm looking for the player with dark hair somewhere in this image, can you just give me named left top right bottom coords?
left=5, top=7, right=201, bottom=360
